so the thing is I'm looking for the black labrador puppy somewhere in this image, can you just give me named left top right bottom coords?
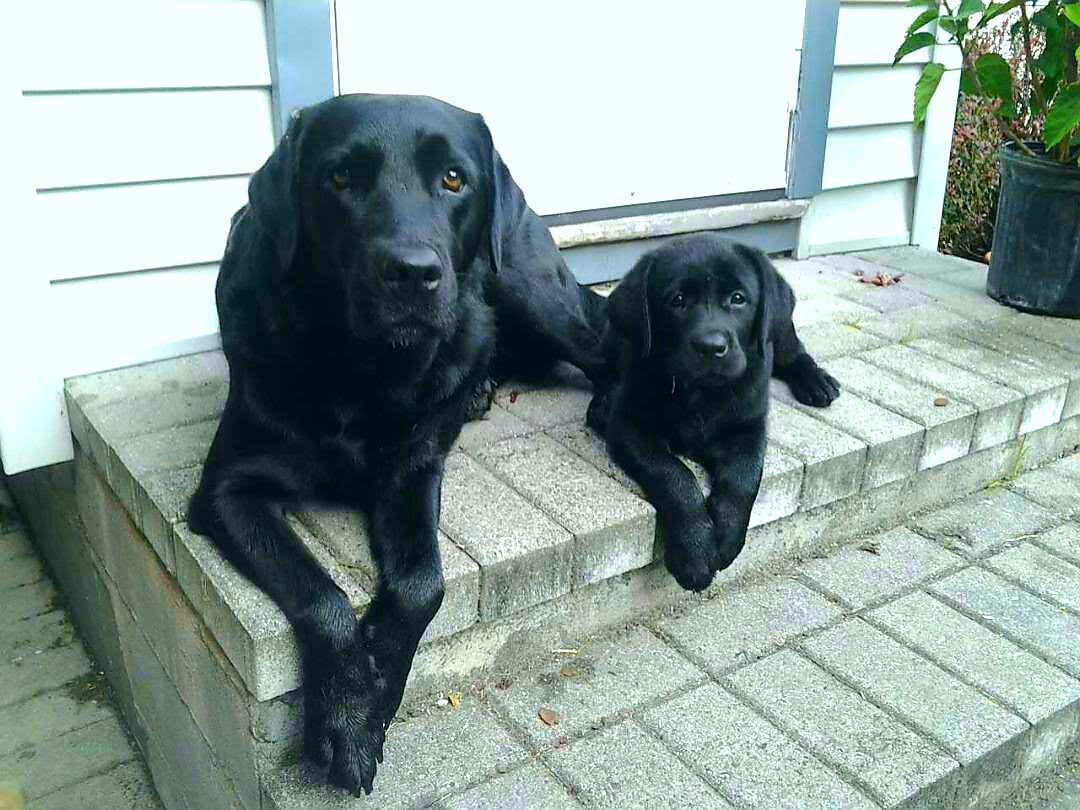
left=587, top=232, right=839, bottom=592
left=188, top=93, right=605, bottom=796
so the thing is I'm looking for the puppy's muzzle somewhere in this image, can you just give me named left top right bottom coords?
left=691, top=331, right=731, bottom=360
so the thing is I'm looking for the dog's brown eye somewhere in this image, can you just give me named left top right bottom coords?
left=442, top=168, right=465, bottom=193
left=670, top=292, right=686, bottom=309
left=730, top=291, right=747, bottom=306
left=329, top=169, right=350, bottom=191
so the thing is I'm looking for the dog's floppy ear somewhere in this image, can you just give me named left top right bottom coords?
left=607, top=254, right=654, bottom=359
left=735, top=243, right=794, bottom=357
left=247, top=109, right=306, bottom=271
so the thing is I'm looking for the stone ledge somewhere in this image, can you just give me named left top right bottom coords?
left=62, top=249, right=1080, bottom=705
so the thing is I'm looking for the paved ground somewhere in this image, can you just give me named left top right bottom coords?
left=0, top=486, right=160, bottom=809
left=5, top=453, right=1080, bottom=808
left=998, top=743, right=1080, bottom=809
left=259, top=448, right=1080, bottom=810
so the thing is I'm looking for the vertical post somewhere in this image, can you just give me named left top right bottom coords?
left=911, top=34, right=962, bottom=250
left=786, top=0, right=840, bottom=200
left=265, top=0, right=336, bottom=139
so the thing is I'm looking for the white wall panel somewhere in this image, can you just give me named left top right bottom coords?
left=23, top=0, right=270, bottom=91
left=335, top=1, right=806, bottom=214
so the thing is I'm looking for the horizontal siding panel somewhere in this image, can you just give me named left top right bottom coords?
left=38, top=177, right=248, bottom=281
left=821, top=124, right=920, bottom=190
left=51, top=264, right=221, bottom=378
left=828, top=64, right=922, bottom=128
left=28, top=88, right=274, bottom=189
left=835, top=3, right=933, bottom=66
left=803, top=179, right=914, bottom=252
left=24, top=0, right=270, bottom=91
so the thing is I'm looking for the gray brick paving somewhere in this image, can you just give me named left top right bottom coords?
left=471, top=434, right=655, bottom=587
left=545, top=721, right=732, bottom=809
left=488, top=627, right=703, bottom=748
left=0, top=553, right=44, bottom=592
left=1009, top=466, right=1080, bottom=518
left=495, top=384, right=594, bottom=429
left=767, top=401, right=866, bottom=508
left=932, top=567, right=1080, bottom=678
left=0, top=688, right=113, bottom=759
left=656, top=578, right=841, bottom=676
left=802, top=619, right=1028, bottom=764
left=0, top=645, right=94, bottom=709
left=869, top=592, right=1080, bottom=725
left=641, top=682, right=877, bottom=808
left=0, top=716, right=135, bottom=801
left=726, top=649, right=959, bottom=807
left=984, top=544, right=1080, bottom=614
left=911, top=488, right=1060, bottom=556
left=794, top=321, right=888, bottom=360
left=443, top=763, right=579, bottom=809
left=29, top=247, right=1080, bottom=809
left=1038, top=523, right=1080, bottom=566
left=30, top=761, right=160, bottom=810
left=909, top=337, right=1067, bottom=434
left=953, top=322, right=1080, bottom=420
left=771, top=383, right=923, bottom=489
left=856, top=246, right=987, bottom=277
left=859, top=303, right=971, bottom=342
left=264, top=702, right=527, bottom=810
left=860, top=343, right=1025, bottom=451
left=441, top=452, right=574, bottom=620
left=824, top=356, right=977, bottom=469
left=799, top=526, right=964, bottom=609
left=0, top=527, right=32, bottom=563
left=7, top=579, right=57, bottom=623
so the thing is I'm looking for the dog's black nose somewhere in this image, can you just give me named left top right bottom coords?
left=379, top=247, right=443, bottom=293
left=692, top=333, right=729, bottom=359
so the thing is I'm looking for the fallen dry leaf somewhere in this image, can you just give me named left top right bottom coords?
left=559, top=665, right=580, bottom=679
left=933, top=396, right=949, bottom=407
left=984, top=251, right=992, bottom=264
left=859, top=272, right=904, bottom=287
left=447, top=692, right=461, bottom=710
left=494, top=677, right=512, bottom=691
left=538, top=707, right=558, bottom=727
left=509, top=390, right=520, bottom=404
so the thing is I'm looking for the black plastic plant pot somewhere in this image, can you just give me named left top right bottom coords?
left=987, top=142, right=1080, bottom=317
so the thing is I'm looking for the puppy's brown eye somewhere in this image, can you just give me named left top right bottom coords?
left=730, top=291, right=747, bottom=306
left=442, top=168, right=465, bottom=193
left=670, top=292, right=686, bottom=309
left=330, top=169, right=350, bottom=191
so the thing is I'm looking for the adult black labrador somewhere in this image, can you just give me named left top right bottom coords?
left=188, top=93, right=605, bottom=796
left=587, top=232, right=840, bottom=592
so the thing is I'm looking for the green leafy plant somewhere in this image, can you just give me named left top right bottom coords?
left=898, top=0, right=1080, bottom=164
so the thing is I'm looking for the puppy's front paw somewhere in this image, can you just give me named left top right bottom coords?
left=664, top=514, right=720, bottom=592
left=785, top=355, right=840, bottom=408
left=304, top=646, right=389, bottom=796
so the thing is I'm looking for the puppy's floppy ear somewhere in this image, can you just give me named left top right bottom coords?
left=247, top=109, right=306, bottom=271
left=607, top=255, right=654, bottom=359
left=735, top=243, right=795, bottom=357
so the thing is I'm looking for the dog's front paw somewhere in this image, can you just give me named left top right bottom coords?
left=664, top=513, right=720, bottom=592
left=784, top=355, right=840, bottom=408
left=304, top=647, right=388, bottom=796
left=463, top=377, right=497, bottom=422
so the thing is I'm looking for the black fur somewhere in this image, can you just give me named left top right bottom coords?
left=587, top=233, right=840, bottom=592
left=188, top=94, right=604, bottom=797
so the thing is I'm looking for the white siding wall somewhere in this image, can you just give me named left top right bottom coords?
left=798, top=0, right=939, bottom=256
left=1, top=1, right=272, bottom=473
left=25, top=0, right=273, bottom=378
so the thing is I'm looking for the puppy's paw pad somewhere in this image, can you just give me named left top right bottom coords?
left=789, top=368, right=841, bottom=408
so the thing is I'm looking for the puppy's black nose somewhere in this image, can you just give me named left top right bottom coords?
left=692, top=333, right=729, bottom=359
left=379, top=247, right=443, bottom=293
